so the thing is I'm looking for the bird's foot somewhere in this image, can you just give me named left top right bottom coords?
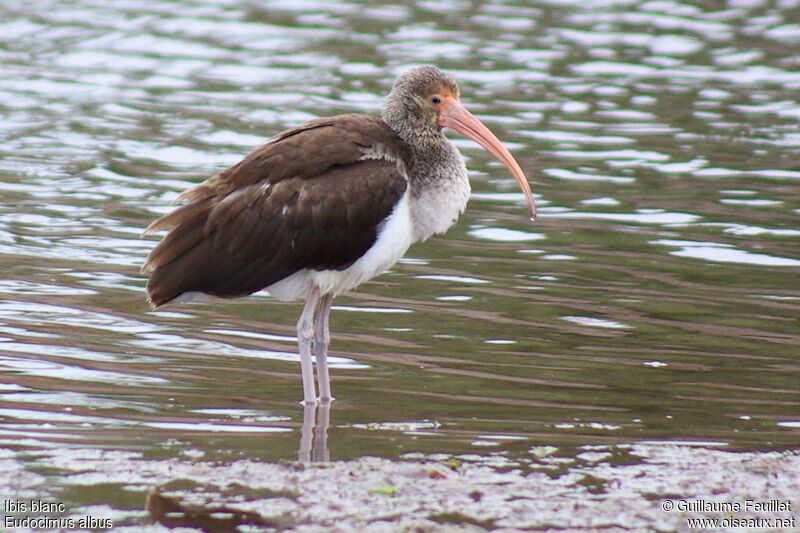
left=299, top=395, right=334, bottom=406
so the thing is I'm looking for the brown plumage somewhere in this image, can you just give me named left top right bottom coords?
left=143, top=115, right=409, bottom=305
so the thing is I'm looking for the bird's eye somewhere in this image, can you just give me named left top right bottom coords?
left=430, top=95, right=442, bottom=105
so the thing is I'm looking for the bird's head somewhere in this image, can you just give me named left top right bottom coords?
left=382, top=65, right=459, bottom=140
left=382, top=65, right=535, bottom=220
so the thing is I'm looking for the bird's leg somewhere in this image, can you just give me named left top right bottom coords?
left=297, top=285, right=320, bottom=405
left=314, top=292, right=334, bottom=402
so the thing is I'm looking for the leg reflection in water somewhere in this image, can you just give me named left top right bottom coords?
left=298, top=400, right=330, bottom=463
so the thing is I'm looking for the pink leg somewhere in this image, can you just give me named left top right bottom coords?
left=314, top=292, right=334, bottom=402
left=297, top=286, right=320, bottom=405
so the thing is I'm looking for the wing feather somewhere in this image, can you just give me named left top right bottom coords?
left=143, top=114, right=410, bottom=307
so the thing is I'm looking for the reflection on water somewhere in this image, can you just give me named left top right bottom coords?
left=299, top=402, right=330, bottom=463
left=1, top=0, right=799, bottom=526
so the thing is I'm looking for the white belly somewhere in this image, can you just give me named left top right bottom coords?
left=266, top=193, right=416, bottom=300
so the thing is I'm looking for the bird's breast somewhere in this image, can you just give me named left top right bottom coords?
left=408, top=151, right=471, bottom=242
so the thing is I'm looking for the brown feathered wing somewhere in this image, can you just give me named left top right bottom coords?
left=142, top=114, right=409, bottom=307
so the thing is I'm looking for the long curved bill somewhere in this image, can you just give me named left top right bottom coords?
left=438, top=96, right=536, bottom=221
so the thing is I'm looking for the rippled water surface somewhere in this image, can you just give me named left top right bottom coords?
left=1, top=0, right=799, bottom=527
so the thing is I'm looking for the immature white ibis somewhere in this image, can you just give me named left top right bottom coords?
left=142, top=65, right=535, bottom=405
